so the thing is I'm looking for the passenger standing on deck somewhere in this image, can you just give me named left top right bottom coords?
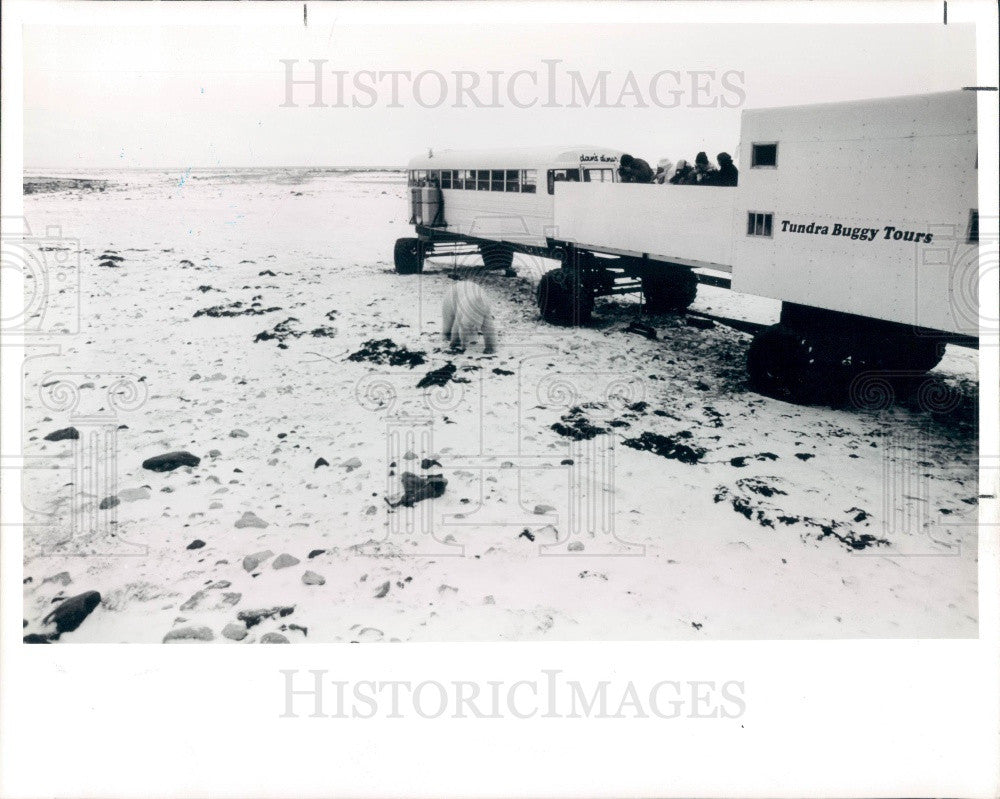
left=653, top=158, right=674, bottom=184
left=668, top=159, right=692, bottom=185
left=691, top=152, right=719, bottom=185
left=618, top=154, right=655, bottom=184
left=716, top=152, right=739, bottom=186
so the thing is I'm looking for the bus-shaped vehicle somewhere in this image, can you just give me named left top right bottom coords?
left=396, top=145, right=624, bottom=273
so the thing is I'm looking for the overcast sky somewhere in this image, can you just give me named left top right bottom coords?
left=23, top=22, right=975, bottom=169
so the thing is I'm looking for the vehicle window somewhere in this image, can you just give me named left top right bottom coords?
left=428, top=170, right=439, bottom=186
left=415, top=170, right=427, bottom=185
left=521, top=170, right=537, bottom=193
left=746, top=211, right=773, bottom=237
left=440, top=170, right=452, bottom=189
left=505, top=169, right=520, bottom=192
left=477, top=170, right=490, bottom=191
left=490, top=170, right=504, bottom=191
left=751, top=143, right=778, bottom=168
left=584, top=168, right=614, bottom=183
left=547, top=168, right=581, bottom=195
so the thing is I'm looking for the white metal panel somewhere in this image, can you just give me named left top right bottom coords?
left=553, top=182, right=738, bottom=269
left=439, top=189, right=554, bottom=245
left=732, top=91, right=978, bottom=335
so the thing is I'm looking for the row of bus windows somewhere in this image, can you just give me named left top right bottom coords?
left=409, top=169, right=538, bottom=193
left=407, top=167, right=619, bottom=195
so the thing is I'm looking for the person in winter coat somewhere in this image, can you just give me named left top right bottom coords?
left=691, top=151, right=719, bottom=185
left=716, top=152, right=739, bottom=186
left=618, top=153, right=655, bottom=183
left=653, top=158, right=674, bottom=184
left=668, top=159, right=693, bottom=185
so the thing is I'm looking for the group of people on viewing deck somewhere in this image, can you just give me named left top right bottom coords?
left=618, top=151, right=738, bottom=187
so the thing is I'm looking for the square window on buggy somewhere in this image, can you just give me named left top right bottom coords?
left=751, top=143, right=778, bottom=168
left=747, top=212, right=773, bottom=237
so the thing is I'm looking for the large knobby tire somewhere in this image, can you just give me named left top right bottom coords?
left=747, top=324, right=833, bottom=405
left=394, top=237, right=424, bottom=275
left=537, top=269, right=593, bottom=326
left=642, top=269, right=698, bottom=313
left=481, top=244, right=514, bottom=273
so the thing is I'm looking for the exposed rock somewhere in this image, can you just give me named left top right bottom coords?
left=341, top=457, right=362, bottom=471
left=222, top=623, right=248, bottom=641
left=163, top=625, right=214, bottom=643
left=242, top=550, right=274, bottom=571
left=142, top=451, right=201, bottom=472
left=235, top=511, right=268, bottom=529
left=42, top=590, right=101, bottom=634
left=230, top=429, right=249, bottom=438
left=534, top=504, right=556, bottom=514
left=373, top=581, right=390, bottom=598
left=307, top=548, right=326, bottom=559
left=44, top=427, right=79, bottom=442
left=314, top=457, right=329, bottom=468
left=386, top=472, right=447, bottom=508
left=117, top=487, right=151, bottom=502
left=302, top=570, right=326, bottom=586
left=179, top=590, right=207, bottom=611
left=186, top=539, right=206, bottom=550
left=23, top=633, right=53, bottom=644
left=237, top=606, right=295, bottom=628
left=98, top=495, right=120, bottom=510
left=272, top=553, right=300, bottom=569
left=43, top=571, right=72, bottom=587
left=567, top=541, right=585, bottom=552
left=260, top=632, right=289, bottom=644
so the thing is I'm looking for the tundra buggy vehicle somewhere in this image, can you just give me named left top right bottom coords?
left=395, top=91, right=981, bottom=403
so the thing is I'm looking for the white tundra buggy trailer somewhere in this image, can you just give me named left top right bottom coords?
left=394, top=91, right=980, bottom=404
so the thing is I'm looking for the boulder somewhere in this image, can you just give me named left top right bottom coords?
left=142, top=451, right=200, bottom=472
left=42, top=590, right=101, bottom=634
left=242, top=550, right=274, bottom=571
left=302, top=570, right=326, bottom=586
left=222, top=623, right=248, bottom=641
left=260, top=632, right=289, bottom=644
left=235, top=511, right=268, bottom=529
left=272, top=553, right=300, bottom=569
left=44, top=427, right=79, bottom=442
left=163, top=625, right=214, bottom=643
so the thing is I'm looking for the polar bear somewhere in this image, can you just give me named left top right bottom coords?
left=442, top=279, right=498, bottom=354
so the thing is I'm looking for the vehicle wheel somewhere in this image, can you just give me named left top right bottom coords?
left=747, top=324, right=834, bottom=405
left=394, top=237, right=424, bottom=275
left=481, top=244, right=514, bottom=273
left=642, top=269, right=698, bottom=313
left=895, top=336, right=946, bottom=373
left=537, top=269, right=593, bottom=326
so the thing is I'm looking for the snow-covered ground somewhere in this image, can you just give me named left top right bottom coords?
left=20, top=169, right=979, bottom=642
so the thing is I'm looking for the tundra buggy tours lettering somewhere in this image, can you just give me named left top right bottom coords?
left=780, top=220, right=934, bottom=243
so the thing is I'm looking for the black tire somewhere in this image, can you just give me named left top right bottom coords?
left=394, top=237, right=424, bottom=275
left=537, top=269, right=593, bottom=326
left=481, top=244, right=514, bottom=273
left=747, top=324, right=834, bottom=405
left=642, top=269, right=698, bottom=313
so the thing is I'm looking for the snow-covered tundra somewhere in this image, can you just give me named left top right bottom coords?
left=19, top=169, right=978, bottom=643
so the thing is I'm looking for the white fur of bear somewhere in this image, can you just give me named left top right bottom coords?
left=442, top=279, right=497, bottom=353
